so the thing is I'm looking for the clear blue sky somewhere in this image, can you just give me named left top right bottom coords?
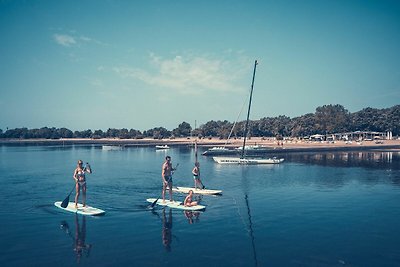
left=1, top=0, right=399, bottom=131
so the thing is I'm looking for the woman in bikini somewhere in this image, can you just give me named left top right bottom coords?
left=183, top=190, right=198, bottom=207
left=73, top=160, right=92, bottom=208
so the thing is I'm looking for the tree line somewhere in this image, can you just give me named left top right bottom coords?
left=1, top=104, right=399, bottom=140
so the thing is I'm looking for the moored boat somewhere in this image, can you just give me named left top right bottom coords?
left=202, top=146, right=233, bottom=155
left=212, top=60, right=284, bottom=165
left=155, top=145, right=170, bottom=150
left=102, top=145, right=123, bottom=151
left=213, top=156, right=284, bottom=164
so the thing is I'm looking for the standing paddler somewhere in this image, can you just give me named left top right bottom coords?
left=73, top=160, right=92, bottom=208
left=192, top=162, right=205, bottom=189
left=192, top=139, right=205, bottom=189
left=161, top=156, right=176, bottom=203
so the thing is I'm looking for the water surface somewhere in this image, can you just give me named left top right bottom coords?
left=1, top=145, right=399, bottom=266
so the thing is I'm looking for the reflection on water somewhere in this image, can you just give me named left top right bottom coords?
left=183, top=211, right=200, bottom=224
left=162, top=209, right=173, bottom=252
left=240, top=168, right=259, bottom=267
left=244, top=194, right=258, bottom=267
left=60, top=215, right=92, bottom=263
left=151, top=207, right=203, bottom=253
left=287, top=151, right=400, bottom=169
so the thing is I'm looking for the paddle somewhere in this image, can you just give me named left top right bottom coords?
left=61, top=184, right=76, bottom=208
left=150, top=163, right=179, bottom=208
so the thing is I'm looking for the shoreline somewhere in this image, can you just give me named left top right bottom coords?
left=1, top=137, right=400, bottom=153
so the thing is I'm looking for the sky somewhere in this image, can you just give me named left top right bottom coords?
left=1, top=0, right=399, bottom=131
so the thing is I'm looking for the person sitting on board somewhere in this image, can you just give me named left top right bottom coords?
left=183, top=190, right=198, bottom=207
left=192, top=162, right=205, bottom=190
left=162, top=156, right=175, bottom=203
left=73, top=160, right=92, bottom=208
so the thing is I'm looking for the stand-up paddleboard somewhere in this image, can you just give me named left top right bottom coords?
left=54, top=201, right=105, bottom=216
left=146, top=198, right=206, bottom=211
left=171, top=186, right=222, bottom=195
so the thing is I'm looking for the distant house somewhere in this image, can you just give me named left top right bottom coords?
left=331, top=131, right=391, bottom=141
left=310, top=134, right=325, bottom=141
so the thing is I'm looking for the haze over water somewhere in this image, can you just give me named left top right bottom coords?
left=1, top=145, right=399, bottom=266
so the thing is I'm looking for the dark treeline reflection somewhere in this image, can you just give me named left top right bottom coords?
left=262, top=151, right=400, bottom=188
left=286, top=151, right=400, bottom=169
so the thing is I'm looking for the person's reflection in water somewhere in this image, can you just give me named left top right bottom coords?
left=74, top=214, right=92, bottom=263
left=184, top=211, right=200, bottom=224
left=59, top=216, right=92, bottom=263
left=162, top=208, right=172, bottom=252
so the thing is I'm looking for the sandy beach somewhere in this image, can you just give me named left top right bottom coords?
left=1, top=137, right=400, bottom=153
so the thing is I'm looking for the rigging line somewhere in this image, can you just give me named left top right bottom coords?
left=223, top=88, right=251, bottom=147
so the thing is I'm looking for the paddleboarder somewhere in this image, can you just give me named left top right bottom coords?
left=183, top=190, right=198, bottom=207
left=161, top=156, right=176, bottom=203
left=192, top=162, right=205, bottom=189
left=73, top=160, right=92, bottom=208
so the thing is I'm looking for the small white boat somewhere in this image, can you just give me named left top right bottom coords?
left=102, top=145, right=123, bottom=151
left=155, top=145, right=170, bottom=150
left=213, top=156, right=284, bottom=165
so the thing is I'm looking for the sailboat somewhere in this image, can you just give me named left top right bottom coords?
left=213, top=60, right=284, bottom=165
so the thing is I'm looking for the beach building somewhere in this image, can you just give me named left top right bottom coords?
left=309, top=131, right=392, bottom=142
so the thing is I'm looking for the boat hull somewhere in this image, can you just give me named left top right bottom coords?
left=213, top=156, right=284, bottom=164
left=202, top=147, right=272, bottom=156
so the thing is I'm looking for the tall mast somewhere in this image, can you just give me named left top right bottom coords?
left=241, top=60, right=258, bottom=158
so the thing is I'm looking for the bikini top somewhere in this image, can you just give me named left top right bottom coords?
left=77, top=169, right=85, bottom=179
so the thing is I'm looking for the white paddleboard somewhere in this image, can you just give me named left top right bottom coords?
left=54, top=201, right=105, bottom=216
left=146, top=198, right=206, bottom=211
left=171, top=186, right=222, bottom=195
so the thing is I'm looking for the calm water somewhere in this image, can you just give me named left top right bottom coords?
left=1, top=145, right=400, bottom=267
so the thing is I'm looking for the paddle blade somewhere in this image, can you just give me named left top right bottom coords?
left=150, top=198, right=159, bottom=208
left=61, top=195, right=70, bottom=208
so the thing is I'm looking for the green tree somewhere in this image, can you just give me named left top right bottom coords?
left=200, top=120, right=227, bottom=137
left=173, top=121, right=192, bottom=137
left=57, top=128, right=73, bottom=138
left=118, top=128, right=130, bottom=139
left=144, top=127, right=170, bottom=138
left=291, top=113, right=316, bottom=137
left=314, top=104, right=350, bottom=134
left=106, top=128, right=119, bottom=138
left=93, top=129, right=105, bottom=139
left=128, top=129, right=142, bottom=138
